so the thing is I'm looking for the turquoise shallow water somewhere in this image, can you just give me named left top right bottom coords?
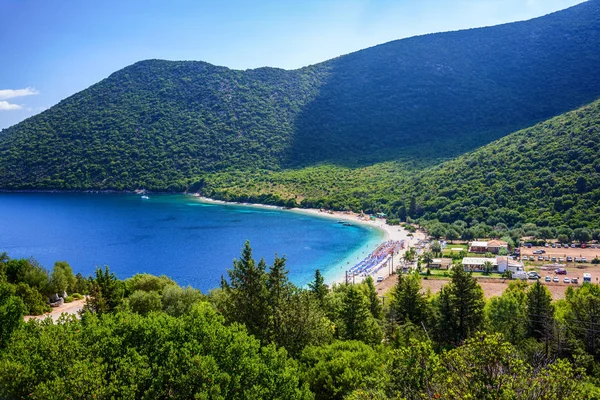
left=0, top=193, right=383, bottom=292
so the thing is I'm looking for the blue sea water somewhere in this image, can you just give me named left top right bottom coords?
left=0, top=193, right=383, bottom=292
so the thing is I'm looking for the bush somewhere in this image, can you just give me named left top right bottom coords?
left=64, top=296, right=73, bottom=303
left=71, top=293, right=84, bottom=300
left=15, top=283, right=50, bottom=315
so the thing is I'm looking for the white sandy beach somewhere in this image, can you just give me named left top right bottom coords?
left=194, top=196, right=426, bottom=286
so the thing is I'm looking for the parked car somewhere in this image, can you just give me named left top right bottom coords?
left=376, top=276, right=384, bottom=282
left=525, top=243, right=533, bottom=248
left=533, top=250, right=543, bottom=254
left=575, top=257, right=581, bottom=262
left=522, top=256, right=528, bottom=261
left=582, top=257, right=587, bottom=263
left=553, top=276, right=559, bottom=282
left=528, top=272, right=541, bottom=280
left=559, top=257, right=565, bottom=262
left=538, top=256, right=543, bottom=261
left=567, top=256, right=573, bottom=262
left=564, top=277, right=571, bottom=283
left=571, top=277, right=579, bottom=284
left=555, top=268, right=567, bottom=275
left=545, top=276, right=551, bottom=282
left=544, top=243, right=549, bottom=247
left=544, top=256, right=550, bottom=261
left=552, top=257, right=557, bottom=262
left=571, top=244, right=576, bottom=248
left=551, top=243, right=556, bottom=248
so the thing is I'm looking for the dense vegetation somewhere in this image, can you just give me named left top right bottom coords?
left=2, top=244, right=600, bottom=398
left=407, top=99, right=600, bottom=231
left=1, top=0, right=600, bottom=191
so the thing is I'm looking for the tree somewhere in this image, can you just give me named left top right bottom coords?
left=526, top=281, right=554, bottom=344
left=50, top=261, right=76, bottom=295
left=564, top=283, right=600, bottom=357
left=574, top=228, right=592, bottom=243
left=83, top=266, right=123, bottom=315
left=389, top=273, right=428, bottom=327
left=271, top=289, right=334, bottom=356
left=485, top=281, right=527, bottom=343
left=386, top=339, right=440, bottom=399
left=361, top=277, right=383, bottom=320
left=15, top=282, right=50, bottom=315
left=340, top=285, right=382, bottom=344
left=300, top=340, right=386, bottom=400
left=127, top=290, right=162, bottom=315
left=430, top=241, right=442, bottom=256
left=161, top=285, right=203, bottom=317
left=308, top=269, right=328, bottom=306
left=435, top=266, right=485, bottom=345
left=422, top=252, right=434, bottom=268
left=0, top=282, right=26, bottom=348
left=266, top=254, right=292, bottom=343
left=221, top=241, right=269, bottom=340
left=482, top=261, right=494, bottom=275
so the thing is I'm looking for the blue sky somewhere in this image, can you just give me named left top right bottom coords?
left=0, top=0, right=586, bottom=130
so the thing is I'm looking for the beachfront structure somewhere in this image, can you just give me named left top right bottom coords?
left=462, top=257, right=498, bottom=271
left=487, top=240, right=509, bottom=254
left=468, top=240, right=509, bottom=254
left=496, top=256, right=524, bottom=273
left=430, top=258, right=452, bottom=270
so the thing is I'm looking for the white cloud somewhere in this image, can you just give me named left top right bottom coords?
left=0, top=101, right=22, bottom=111
left=0, top=87, right=39, bottom=100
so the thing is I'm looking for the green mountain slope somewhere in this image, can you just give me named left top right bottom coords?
left=200, top=99, right=600, bottom=231
left=1, top=0, right=600, bottom=190
left=409, top=99, right=600, bottom=229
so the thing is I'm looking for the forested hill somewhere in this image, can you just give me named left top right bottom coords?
left=1, top=0, right=600, bottom=190
left=409, top=98, right=600, bottom=229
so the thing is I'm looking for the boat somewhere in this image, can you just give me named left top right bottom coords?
left=141, top=195, right=149, bottom=200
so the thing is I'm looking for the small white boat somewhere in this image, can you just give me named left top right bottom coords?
left=141, top=195, right=149, bottom=200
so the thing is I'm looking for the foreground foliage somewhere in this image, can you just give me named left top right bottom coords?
left=2, top=243, right=600, bottom=398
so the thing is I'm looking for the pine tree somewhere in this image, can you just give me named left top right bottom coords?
left=222, top=241, right=269, bottom=340
left=266, top=254, right=291, bottom=343
left=308, top=269, right=328, bottom=306
left=448, top=266, right=485, bottom=343
left=526, top=280, right=554, bottom=341
left=390, top=272, right=428, bottom=326
left=363, top=276, right=383, bottom=320
left=434, top=266, right=484, bottom=345
left=340, top=285, right=382, bottom=344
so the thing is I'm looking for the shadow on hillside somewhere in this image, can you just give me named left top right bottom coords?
left=282, top=0, right=600, bottom=169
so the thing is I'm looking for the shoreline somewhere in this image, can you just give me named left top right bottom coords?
left=192, top=195, right=426, bottom=286
left=3, top=191, right=426, bottom=288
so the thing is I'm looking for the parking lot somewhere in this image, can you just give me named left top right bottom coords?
left=520, top=244, right=600, bottom=286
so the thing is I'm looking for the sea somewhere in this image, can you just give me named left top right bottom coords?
left=0, top=193, right=383, bottom=292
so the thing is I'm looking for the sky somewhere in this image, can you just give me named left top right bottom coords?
left=0, top=0, right=587, bottom=130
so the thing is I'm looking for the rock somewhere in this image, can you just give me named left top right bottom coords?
left=61, top=291, right=68, bottom=299
left=49, top=293, right=60, bottom=303
left=50, top=297, right=64, bottom=308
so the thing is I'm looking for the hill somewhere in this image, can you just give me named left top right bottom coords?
left=408, top=99, right=600, bottom=230
left=201, top=99, right=600, bottom=233
left=0, top=0, right=599, bottom=191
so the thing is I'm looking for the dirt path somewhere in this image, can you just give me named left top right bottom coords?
left=24, top=299, right=86, bottom=322
left=379, top=276, right=570, bottom=300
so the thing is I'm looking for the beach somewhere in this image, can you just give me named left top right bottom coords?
left=194, top=196, right=426, bottom=286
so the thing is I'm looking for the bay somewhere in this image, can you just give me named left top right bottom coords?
left=0, top=193, right=383, bottom=292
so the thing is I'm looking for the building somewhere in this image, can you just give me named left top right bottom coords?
left=496, top=256, right=524, bottom=273
left=429, top=258, right=452, bottom=270
left=462, top=257, right=497, bottom=271
left=468, top=240, right=509, bottom=254
left=469, top=241, right=488, bottom=253
left=487, top=239, right=509, bottom=254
